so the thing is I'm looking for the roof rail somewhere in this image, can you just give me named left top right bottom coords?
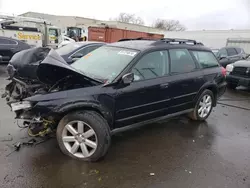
left=154, top=38, right=204, bottom=46
left=118, top=37, right=155, bottom=42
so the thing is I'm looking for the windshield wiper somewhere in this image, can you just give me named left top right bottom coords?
left=76, top=70, right=104, bottom=83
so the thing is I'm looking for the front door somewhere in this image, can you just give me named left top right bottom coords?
left=114, top=50, right=170, bottom=127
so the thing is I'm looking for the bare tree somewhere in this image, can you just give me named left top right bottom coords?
left=110, top=13, right=145, bottom=25
left=153, top=19, right=186, bottom=31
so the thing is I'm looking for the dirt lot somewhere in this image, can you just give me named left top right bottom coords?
left=0, top=65, right=250, bottom=188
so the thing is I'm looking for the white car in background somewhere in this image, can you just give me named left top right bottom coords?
left=58, top=36, right=75, bottom=48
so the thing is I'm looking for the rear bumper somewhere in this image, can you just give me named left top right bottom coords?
left=226, top=74, right=250, bottom=87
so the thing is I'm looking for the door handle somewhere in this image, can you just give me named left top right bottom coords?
left=160, top=83, right=169, bottom=88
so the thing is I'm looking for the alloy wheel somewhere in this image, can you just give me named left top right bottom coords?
left=198, top=94, right=212, bottom=118
left=62, top=120, right=98, bottom=158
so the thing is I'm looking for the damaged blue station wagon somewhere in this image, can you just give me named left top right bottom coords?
left=3, top=38, right=227, bottom=161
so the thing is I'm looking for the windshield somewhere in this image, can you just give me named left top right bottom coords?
left=71, top=46, right=139, bottom=82
left=56, top=43, right=82, bottom=55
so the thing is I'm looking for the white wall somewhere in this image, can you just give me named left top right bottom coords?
left=164, top=30, right=250, bottom=49
left=20, top=12, right=164, bottom=35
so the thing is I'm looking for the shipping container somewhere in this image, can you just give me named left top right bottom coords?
left=88, top=27, right=164, bottom=43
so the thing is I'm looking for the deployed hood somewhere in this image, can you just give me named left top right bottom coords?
left=233, top=60, right=250, bottom=67
left=9, top=47, right=102, bottom=85
left=36, top=49, right=102, bottom=85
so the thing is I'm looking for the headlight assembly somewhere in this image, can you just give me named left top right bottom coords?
left=226, top=64, right=234, bottom=73
left=10, top=101, right=32, bottom=111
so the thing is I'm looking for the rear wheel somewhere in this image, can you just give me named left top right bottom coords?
left=189, top=89, right=214, bottom=121
left=56, top=111, right=111, bottom=162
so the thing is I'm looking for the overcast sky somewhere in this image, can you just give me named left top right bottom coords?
left=0, top=0, right=249, bottom=30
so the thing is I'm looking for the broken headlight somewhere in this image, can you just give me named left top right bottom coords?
left=6, top=64, right=16, bottom=78
left=10, top=101, right=32, bottom=111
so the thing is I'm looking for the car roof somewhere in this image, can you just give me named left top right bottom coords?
left=223, top=46, right=243, bottom=49
left=76, top=41, right=105, bottom=46
left=108, top=39, right=211, bottom=52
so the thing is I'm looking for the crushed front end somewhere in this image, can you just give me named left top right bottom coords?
left=9, top=100, right=59, bottom=137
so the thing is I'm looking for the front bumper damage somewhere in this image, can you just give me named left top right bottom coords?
left=9, top=100, right=58, bottom=137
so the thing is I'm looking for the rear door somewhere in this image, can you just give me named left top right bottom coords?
left=191, top=50, right=225, bottom=97
left=167, top=49, right=205, bottom=113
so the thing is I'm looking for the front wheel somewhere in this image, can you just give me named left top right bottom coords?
left=56, top=111, right=111, bottom=162
left=189, top=89, right=214, bottom=121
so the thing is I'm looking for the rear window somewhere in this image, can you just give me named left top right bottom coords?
left=191, top=51, right=219, bottom=68
left=0, top=38, right=18, bottom=45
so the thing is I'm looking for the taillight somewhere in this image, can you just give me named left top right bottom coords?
left=221, top=67, right=226, bottom=77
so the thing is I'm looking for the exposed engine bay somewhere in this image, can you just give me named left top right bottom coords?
left=2, top=47, right=101, bottom=137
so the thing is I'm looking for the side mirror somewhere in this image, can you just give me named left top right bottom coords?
left=72, top=52, right=84, bottom=58
left=219, top=54, right=227, bottom=60
left=71, top=57, right=80, bottom=62
left=122, top=73, right=134, bottom=85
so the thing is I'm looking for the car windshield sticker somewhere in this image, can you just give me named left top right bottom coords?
left=84, top=53, right=92, bottom=59
left=118, top=50, right=137, bottom=57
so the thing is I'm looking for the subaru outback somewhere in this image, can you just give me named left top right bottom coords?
left=4, top=38, right=227, bottom=161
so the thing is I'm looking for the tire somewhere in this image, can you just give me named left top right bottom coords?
left=189, top=89, right=214, bottom=121
left=56, top=111, right=111, bottom=162
left=227, top=82, right=237, bottom=90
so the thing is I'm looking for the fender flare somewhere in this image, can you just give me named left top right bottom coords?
left=56, top=102, right=114, bottom=127
left=194, top=83, right=218, bottom=106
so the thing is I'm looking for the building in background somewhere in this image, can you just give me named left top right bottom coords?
left=164, top=30, right=250, bottom=49
left=20, top=12, right=164, bottom=34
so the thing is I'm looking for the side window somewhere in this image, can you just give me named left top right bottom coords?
left=76, top=45, right=103, bottom=57
left=49, top=28, right=59, bottom=37
left=227, top=48, right=237, bottom=56
left=169, top=49, right=196, bottom=74
left=85, top=45, right=103, bottom=54
left=132, top=50, right=169, bottom=81
left=235, top=48, right=243, bottom=54
left=218, top=48, right=228, bottom=57
left=0, top=38, right=17, bottom=45
left=191, top=51, right=219, bottom=68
